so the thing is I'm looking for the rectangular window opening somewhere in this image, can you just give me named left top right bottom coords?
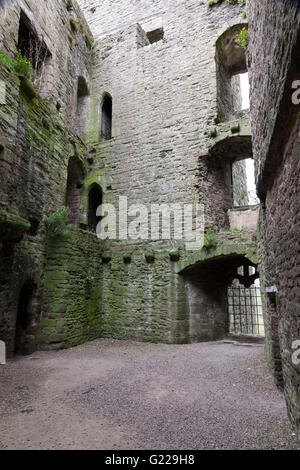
left=240, top=72, right=250, bottom=110
left=137, top=24, right=164, bottom=48
left=0, top=145, right=4, bottom=162
left=146, top=28, right=164, bottom=44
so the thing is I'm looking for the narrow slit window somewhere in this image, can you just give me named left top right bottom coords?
left=100, top=95, right=112, bottom=141
left=88, top=184, right=103, bottom=233
left=66, top=157, right=84, bottom=227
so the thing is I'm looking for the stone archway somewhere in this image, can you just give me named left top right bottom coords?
left=181, top=254, right=260, bottom=343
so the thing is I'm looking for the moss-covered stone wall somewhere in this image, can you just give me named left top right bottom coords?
left=0, top=0, right=93, bottom=356
left=0, top=0, right=258, bottom=356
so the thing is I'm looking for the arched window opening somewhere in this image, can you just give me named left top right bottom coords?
left=15, top=281, right=38, bottom=356
left=75, top=76, right=89, bottom=137
left=228, top=264, right=264, bottom=337
left=100, top=95, right=112, bottom=141
left=18, top=10, right=51, bottom=89
left=216, top=25, right=248, bottom=121
left=88, top=184, right=102, bottom=233
left=66, top=157, right=84, bottom=226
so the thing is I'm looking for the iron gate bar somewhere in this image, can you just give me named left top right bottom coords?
left=228, top=284, right=264, bottom=336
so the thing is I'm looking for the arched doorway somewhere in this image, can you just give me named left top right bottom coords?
left=15, top=281, right=38, bottom=356
left=182, top=254, right=263, bottom=343
left=66, top=157, right=84, bottom=226
left=75, top=76, right=89, bottom=138
left=88, top=183, right=102, bottom=233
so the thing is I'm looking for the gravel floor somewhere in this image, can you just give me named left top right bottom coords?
left=0, top=339, right=298, bottom=450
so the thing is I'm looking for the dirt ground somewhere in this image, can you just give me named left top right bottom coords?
left=0, top=339, right=298, bottom=450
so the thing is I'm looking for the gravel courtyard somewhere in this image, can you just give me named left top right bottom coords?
left=0, top=339, right=298, bottom=450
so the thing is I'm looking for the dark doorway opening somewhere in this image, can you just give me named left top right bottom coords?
left=75, top=76, right=89, bottom=137
left=66, top=157, right=84, bottom=226
left=88, top=184, right=102, bottom=233
left=15, top=281, right=37, bottom=356
left=100, top=95, right=112, bottom=141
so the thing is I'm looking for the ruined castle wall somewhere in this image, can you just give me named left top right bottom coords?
left=79, top=0, right=246, bottom=212
left=248, top=0, right=300, bottom=441
left=0, top=0, right=257, bottom=353
left=0, top=0, right=91, bottom=123
left=248, top=0, right=300, bottom=189
left=0, top=0, right=95, bottom=355
left=73, top=0, right=253, bottom=344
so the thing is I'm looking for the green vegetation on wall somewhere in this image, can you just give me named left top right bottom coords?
left=45, top=206, right=71, bottom=239
left=0, top=50, right=33, bottom=79
left=208, top=0, right=246, bottom=7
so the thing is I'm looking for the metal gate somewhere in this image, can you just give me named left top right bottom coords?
left=228, top=283, right=264, bottom=336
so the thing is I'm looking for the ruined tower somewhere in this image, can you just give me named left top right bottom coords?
left=1, top=0, right=299, bottom=445
left=0, top=0, right=258, bottom=354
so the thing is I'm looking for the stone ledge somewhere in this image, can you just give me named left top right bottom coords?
left=177, top=230, right=258, bottom=273
left=0, top=208, right=30, bottom=244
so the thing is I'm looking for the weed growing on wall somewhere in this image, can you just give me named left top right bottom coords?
left=236, top=27, right=249, bottom=50
left=208, top=0, right=246, bottom=7
left=14, top=50, right=33, bottom=79
left=0, top=50, right=32, bottom=79
left=45, top=206, right=71, bottom=238
left=204, top=228, right=217, bottom=248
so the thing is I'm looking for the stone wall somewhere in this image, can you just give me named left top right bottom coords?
left=0, top=0, right=258, bottom=355
left=0, top=0, right=92, bottom=121
left=248, top=0, right=300, bottom=441
left=74, top=0, right=256, bottom=345
left=40, top=229, right=258, bottom=347
left=79, top=0, right=247, bottom=211
left=40, top=229, right=103, bottom=349
left=0, top=0, right=93, bottom=355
